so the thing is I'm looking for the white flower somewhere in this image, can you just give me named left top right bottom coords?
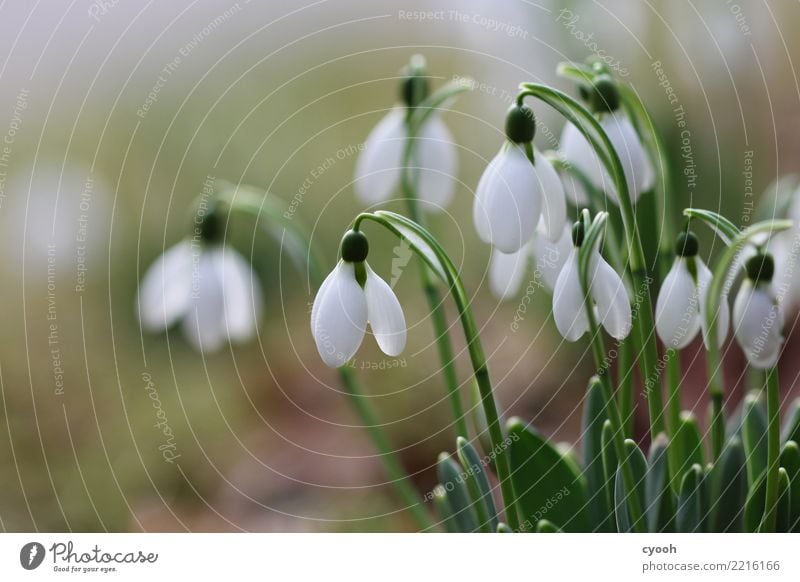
left=655, top=255, right=730, bottom=350
left=354, top=107, right=457, bottom=212
left=137, top=241, right=263, bottom=352
left=733, top=275, right=784, bottom=369
left=489, top=223, right=572, bottom=300
left=558, top=111, right=653, bottom=206
left=474, top=144, right=566, bottom=254
left=552, top=242, right=632, bottom=341
left=311, top=261, right=406, bottom=368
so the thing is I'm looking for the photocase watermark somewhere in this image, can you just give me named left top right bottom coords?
left=346, top=357, right=407, bottom=371
left=556, top=9, right=629, bottom=77
left=190, top=175, right=216, bottom=300
left=285, top=143, right=364, bottom=220
left=87, top=0, right=122, bottom=22
left=46, top=244, right=65, bottom=397
left=740, top=150, right=755, bottom=227
left=390, top=238, right=412, bottom=288
left=0, top=87, right=30, bottom=210
left=398, top=9, right=529, bottom=39
left=142, top=372, right=180, bottom=464
left=74, top=175, right=94, bottom=294
left=724, top=0, right=752, bottom=37
left=516, top=485, right=571, bottom=532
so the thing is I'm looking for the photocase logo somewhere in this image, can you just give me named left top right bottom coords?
left=20, top=542, right=45, bottom=570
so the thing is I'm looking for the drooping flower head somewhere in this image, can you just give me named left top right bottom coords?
left=552, top=219, right=632, bottom=341
left=354, top=55, right=457, bottom=212
left=656, top=230, right=729, bottom=350
left=473, top=103, right=566, bottom=254
left=559, top=74, right=653, bottom=206
left=137, top=201, right=263, bottom=352
left=311, top=230, right=406, bottom=367
left=733, top=252, right=784, bottom=369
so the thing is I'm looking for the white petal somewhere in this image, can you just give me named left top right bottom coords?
left=364, top=264, right=406, bottom=356
left=559, top=121, right=601, bottom=207
left=733, top=281, right=783, bottom=369
left=215, top=246, right=263, bottom=342
left=474, top=144, right=541, bottom=253
left=531, top=224, right=572, bottom=291
left=769, top=230, right=800, bottom=311
left=602, top=112, right=651, bottom=203
left=182, top=249, right=226, bottom=352
left=311, top=262, right=368, bottom=367
left=473, top=151, right=500, bottom=242
left=415, top=116, right=457, bottom=212
left=534, top=150, right=567, bottom=242
left=489, top=243, right=532, bottom=300
left=354, top=108, right=406, bottom=205
left=552, top=249, right=589, bottom=341
left=697, top=259, right=729, bottom=349
left=590, top=252, right=632, bottom=340
left=655, top=258, right=701, bottom=349
left=137, top=241, right=194, bottom=331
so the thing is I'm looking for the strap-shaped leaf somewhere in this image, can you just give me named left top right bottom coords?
left=507, top=419, right=589, bottom=532
left=676, top=464, right=704, bottom=532
left=709, top=436, right=747, bottom=532
left=432, top=485, right=458, bottom=533
left=536, top=520, right=563, bottom=533
left=780, top=441, right=800, bottom=532
left=742, top=392, right=769, bottom=487
left=496, top=522, right=512, bottom=533
left=782, top=399, right=800, bottom=445
left=743, top=470, right=767, bottom=532
left=600, top=420, right=619, bottom=531
left=614, top=439, right=647, bottom=533
left=673, top=412, right=705, bottom=486
left=456, top=437, right=498, bottom=532
left=437, top=453, right=479, bottom=533
left=682, top=208, right=740, bottom=245
left=582, top=377, right=613, bottom=531
left=646, top=433, right=675, bottom=532
left=777, top=468, right=792, bottom=533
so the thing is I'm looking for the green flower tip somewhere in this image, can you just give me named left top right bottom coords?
left=589, top=74, right=619, bottom=113
left=197, top=201, right=223, bottom=243
left=340, top=229, right=369, bottom=263
left=674, top=231, right=699, bottom=257
left=745, top=252, right=774, bottom=283
left=505, top=103, right=536, bottom=143
left=400, top=55, right=429, bottom=107
left=571, top=219, right=585, bottom=247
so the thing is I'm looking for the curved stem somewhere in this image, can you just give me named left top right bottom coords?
left=354, top=211, right=520, bottom=530
left=400, top=114, right=469, bottom=441
left=760, top=366, right=780, bottom=532
left=519, top=84, right=666, bottom=440
left=217, top=185, right=433, bottom=530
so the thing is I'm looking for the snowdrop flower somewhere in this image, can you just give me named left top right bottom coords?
left=473, top=103, right=566, bottom=254
left=767, top=192, right=800, bottom=311
left=354, top=56, right=457, bottom=212
left=489, top=223, right=572, bottom=300
left=137, top=206, right=263, bottom=352
left=559, top=75, right=654, bottom=206
left=552, top=221, right=632, bottom=341
left=311, top=230, right=406, bottom=367
left=733, top=253, right=784, bottom=369
left=655, top=231, right=729, bottom=349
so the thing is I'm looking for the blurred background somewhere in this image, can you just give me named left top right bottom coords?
left=1, top=0, right=799, bottom=532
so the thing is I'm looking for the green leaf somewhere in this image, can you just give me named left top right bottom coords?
left=496, top=522, right=512, bottom=533
left=581, top=377, right=614, bottom=531
left=536, top=520, right=563, bottom=533
left=681, top=208, right=740, bottom=244
left=780, top=441, right=800, bottom=532
left=614, top=439, right=647, bottom=533
left=432, top=485, right=458, bottom=533
left=781, top=399, right=800, bottom=445
left=456, top=437, right=498, bottom=532
left=469, top=380, right=494, bottom=471
left=600, top=420, right=619, bottom=531
left=673, top=412, right=705, bottom=484
left=646, top=433, right=675, bottom=532
left=742, top=392, right=769, bottom=487
left=777, top=468, right=792, bottom=533
left=507, top=420, right=590, bottom=532
left=370, top=211, right=447, bottom=280
left=437, top=453, right=479, bottom=533
left=709, top=436, right=747, bottom=532
left=676, top=464, right=704, bottom=532
left=743, top=470, right=767, bottom=532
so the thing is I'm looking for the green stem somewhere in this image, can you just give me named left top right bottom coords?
left=400, top=115, right=469, bottom=441
left=760, top=366, right=780, bottom=532
left=337, top=366, right=434, bottom=530
left=518, top=84, right=666, bottom=440
left=618, top=338, right=634, bottom=436
left=217, top=185, right=433, bottom=530
left=354, top=211, right=520, bottom=530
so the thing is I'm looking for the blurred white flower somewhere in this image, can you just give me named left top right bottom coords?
left=311, top=231, right=406, bottom=368
left=552, top=239, right=631, bottom=341
left=733, top=254, right=784, bottom=369
left=138, top=241, right=263, bottom=353
left=489, top=223, right=572, bottom=300
left=354, top=107, right=457, bottom=212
